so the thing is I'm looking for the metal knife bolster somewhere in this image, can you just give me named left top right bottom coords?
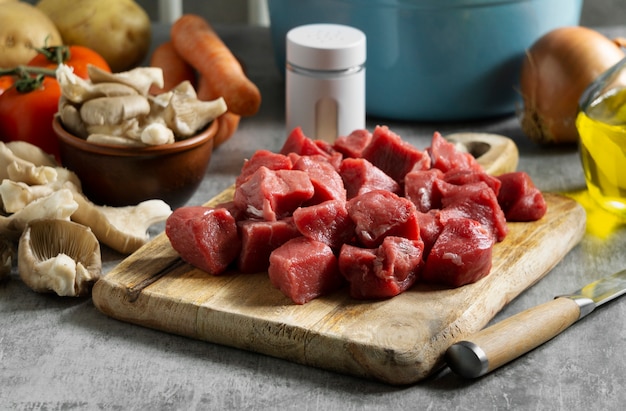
left=555, top=294, right=596, bottom=319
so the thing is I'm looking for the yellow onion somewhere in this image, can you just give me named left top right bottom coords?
left=519, top=26, right=626, bottom=145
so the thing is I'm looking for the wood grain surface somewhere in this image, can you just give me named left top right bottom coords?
left=92, top=188, right=585, bottom=385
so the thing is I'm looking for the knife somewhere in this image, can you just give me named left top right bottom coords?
left=445, top=268, right=626, bottom=378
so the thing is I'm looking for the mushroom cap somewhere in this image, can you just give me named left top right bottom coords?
left=18, top=219, right=101, bottom=297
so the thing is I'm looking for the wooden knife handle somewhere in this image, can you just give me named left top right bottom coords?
left=445, top=297, right=584, bottom=378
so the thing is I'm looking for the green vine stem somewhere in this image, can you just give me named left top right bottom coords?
left=0, top=45, right=70, bottom=93
left=0, top=66, right=58, bottom=93
left=31, top=45, right=72, bottom=65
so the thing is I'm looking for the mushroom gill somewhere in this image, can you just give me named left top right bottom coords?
left=18, top=219, right=101, bottom=297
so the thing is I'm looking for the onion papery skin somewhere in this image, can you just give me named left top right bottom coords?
left=519, top=26, right=625, bottom=145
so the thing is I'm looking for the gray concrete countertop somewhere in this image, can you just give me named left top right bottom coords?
left=2, top=24, right=626, bottom=410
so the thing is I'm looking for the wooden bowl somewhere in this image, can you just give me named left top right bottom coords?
left=53, top=116, right=217, bottom=209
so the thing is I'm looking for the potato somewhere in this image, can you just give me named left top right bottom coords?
left=0, top=1, right=63, bottom=68
left=36, top=0, right=151, bottom=72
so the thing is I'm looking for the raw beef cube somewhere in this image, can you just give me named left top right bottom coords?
left=214, top=200, right=246, bottom=222
left=314, top=138, right=341, bottom=157
left=404, top=168, right=445, bottom=212
left=235, top=149, right=293, bottom=187
left=233, top=166, right=315, bottom=221
left=165, top=206, right=241, bottom=276
left=444, top=169, right=502, bottom=196
left=416, top=210, right=443, bottom=257
left=421, top=218, right=494, bottom=287
left=428, top=131, right=483, bottom=173
left=293, top=155, right=347, bottom=204
left=438, top=180, right=508, bottom=242
left=292, top=200, right=355, bottom=250
left=268, top=237, right=343, bottom=304
left=347, top=190, right=420, bottom=248
left=237, top=218, right=302, bottom=273
left=339, top=236, right=424, bottom=299
left=280, top=127, right=332, bottom=157
left=496, top=172, right=548, bottom=221
left=339, top=157, right=401, bottom=199
left=333, top=129, right=373, bottom=158
left=361, top=125, right=429, bottom=186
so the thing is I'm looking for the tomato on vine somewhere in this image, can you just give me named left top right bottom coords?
left=0, top=71, right=62, bottom=161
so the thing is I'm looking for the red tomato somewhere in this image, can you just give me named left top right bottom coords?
left=28, top=45, right=111, bottom=78
left=0, top=76, right=14, bottom=96
left=0, top=76, right=62, bottom=162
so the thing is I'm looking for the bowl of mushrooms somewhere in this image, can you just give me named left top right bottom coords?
left=53, top=64, right=226, bottom=208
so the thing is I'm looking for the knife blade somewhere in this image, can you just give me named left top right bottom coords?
left=445, top=268, right=626, bottom=378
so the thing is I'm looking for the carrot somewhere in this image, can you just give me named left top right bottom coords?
left=214, top=111, right=241, bottom=148
left=170, top=14, right=261, bottom=117
left=149, top=41, right=197, bottom=94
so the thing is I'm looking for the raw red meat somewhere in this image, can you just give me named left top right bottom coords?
left=235, top=149, right=293, bottom=187
left=280, top=127, right=333, bottom=158
left=333, top=129, right=373, bottom=158
left=165, top=206, right=241, bottom=275
left=496, top=172, right=548, bottom=221
left=438, top=180, right=508, bottom=242
left=214, top=201, right=246, bottom=222
left=166, top=125, right=548, bottom=304
left=416, top=210, right=443, bottom=257
left=421, top=218, right=494, bottom=287
left=404, top=168, right=445, bottom=213
left=233, top=166, right=315, bottom=221
left=361, top=125, right=430, bottom=186
left=237, top=218, right=302, bottom=273
left=428, top=132, right=483, bottom=173
left=339, top=236, right=424, bottom=299
left=292, top=200, right=355, bottom=250
left=347, top=190, right=420, bottom=248
left=339, top=157, right=401, bottom=199
left=268, top=237, right=343, bottom=304
left=444, top=169, right=502, bottom=196
left=293, top=155, right=346, bottom=205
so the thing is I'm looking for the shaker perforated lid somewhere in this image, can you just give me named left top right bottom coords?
left=286, top=24, right=366, bottom=71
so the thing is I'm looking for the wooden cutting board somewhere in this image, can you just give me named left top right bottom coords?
left=92, top=134, right=586, bottom=385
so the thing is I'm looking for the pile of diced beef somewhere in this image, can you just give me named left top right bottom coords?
left=165, top=126, right=547, bottom=304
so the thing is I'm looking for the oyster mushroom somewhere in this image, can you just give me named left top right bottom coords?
left=85, top=117, right=146, bottom=143
left=0, top=179, right=56, bottom=213
left=58, top=99, right=89, bottom=138
left=70, top=195, right=172, bottom=255
left=87, top=65, right=164, bottom=96
left=56, top=64, right=139, bottom=104
left=4, top=141, right=57, bottom=168
left=0, top=142, right=57, bottom=185
left=163, top=92, right=227, bottom=137
left=79, top=95, right=151, bottom=126
left=140, top=122, right=175, bottom=145
left=0, top=189, right=78, bottom=241
left=85, top=134, right=147, bottom=147
left=18, top=219, right=101, bottom=297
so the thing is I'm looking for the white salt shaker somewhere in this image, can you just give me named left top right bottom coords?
left=286, top=23, right=366, bottom=143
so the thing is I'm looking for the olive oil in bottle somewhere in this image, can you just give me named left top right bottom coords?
left=576, top=86, right=626, bottom=218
